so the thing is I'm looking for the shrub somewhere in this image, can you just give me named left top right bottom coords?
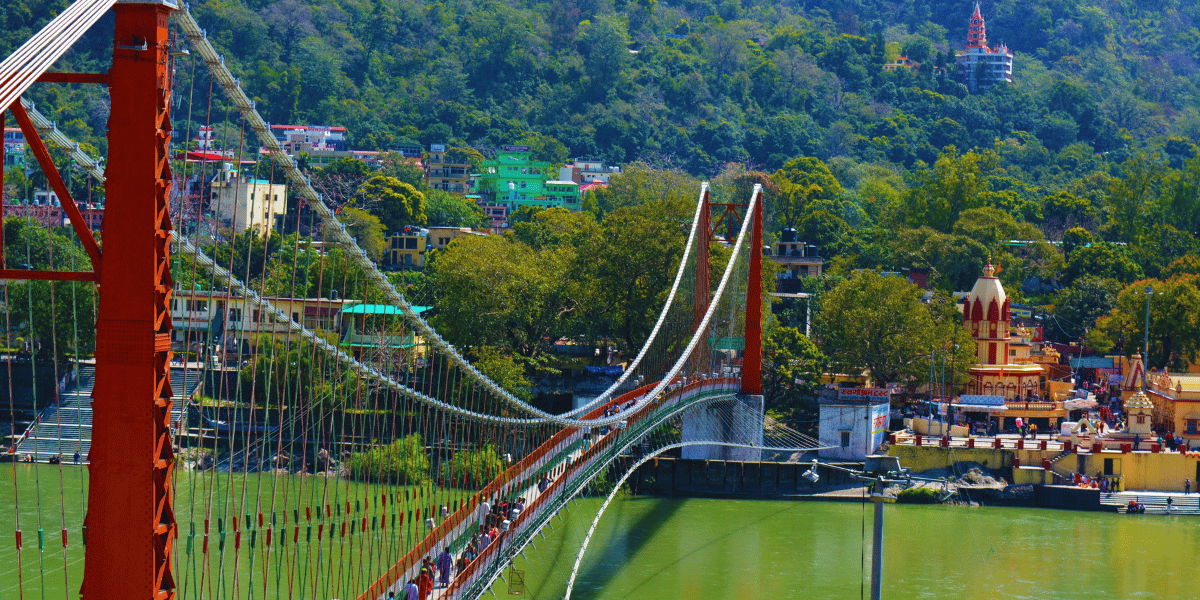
left=896, top=487, right=941, bottom=504
left=441, top=445, right=504, bottom=488
left=348, top=434, right=429, bottom=484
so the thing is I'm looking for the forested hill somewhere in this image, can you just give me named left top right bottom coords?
left=7, top=0, right=1200, bottom=175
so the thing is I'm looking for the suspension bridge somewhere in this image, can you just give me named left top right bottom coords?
left=0, top=2, right=826, bottom=599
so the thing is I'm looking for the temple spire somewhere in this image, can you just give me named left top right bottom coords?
left=967, top=2, right=988, bottom=49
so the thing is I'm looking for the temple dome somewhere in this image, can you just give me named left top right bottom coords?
left=1126, top=391, right=1153, bottom=411
left=966, top=263, right=1006, bottom=320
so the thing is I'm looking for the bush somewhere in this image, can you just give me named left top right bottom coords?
left=896, top=487, right=941, bottom=504
left=348, top=434, right=430, bottom=484
left=441, top=445, right=504, bottom=488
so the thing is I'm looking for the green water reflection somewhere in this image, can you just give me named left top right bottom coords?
left=0, top=464, right=458, bottom=600
left=495, top=496, right=1200, bottom=600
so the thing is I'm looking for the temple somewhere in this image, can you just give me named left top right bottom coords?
left=956, top=3, right=1014, bottom=92
left=963, top=263, right=1044, bottom=399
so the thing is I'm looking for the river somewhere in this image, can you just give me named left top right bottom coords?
left=2, top=464, right=1194, bottom=599
left=491, top=495, right=1199, bottom=600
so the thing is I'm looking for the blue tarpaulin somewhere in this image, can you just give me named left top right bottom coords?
left=1069, top=356, right=1114, bottom=369
left=584, top=366, right=623, bottom=376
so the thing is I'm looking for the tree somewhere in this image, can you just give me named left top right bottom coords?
left=473, top=346, right=532, bottom=401
left=357, top=175, right=426, bottom=231
left=424, top=190, right=484, bottom=228
left=1092, top=276, right=1200, bottom=370
left=1051, top=276, right=1123, bottom=341
left=508, top=207, right=599, bottom=250
left=1061, top=242, right=1143, bottom=287
left=2, top=219, right=97, bottom=360
left=578, top=15, right=630, bottom=92
left=581, top=201, right=690, bottom=351
left=378, top=152, right=427, bottom=190
left=589, top=163, right=698, bottom=218
left=772, top=156, right=843, bottom=230
left=429, top=235, right=578, bottom=357
left=763, top=326, right=825, bottom=432
left=904, top=148, right=995, bottom=233
left=814, top=271, right=941, bottom=387
left=339, top=206, right=386, bottom=262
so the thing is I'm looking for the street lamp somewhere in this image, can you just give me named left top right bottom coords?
left=1143, top=285, right=1153, bottom=391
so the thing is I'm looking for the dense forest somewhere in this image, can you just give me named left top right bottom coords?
left=8, top=0, right=1200, bottom=421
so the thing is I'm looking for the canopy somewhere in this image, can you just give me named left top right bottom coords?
left=951, top=395, right=1007, bottom=412
left=341, top=304, right=429, bottom=315
left=1064, top=398, right=1098, bottom=411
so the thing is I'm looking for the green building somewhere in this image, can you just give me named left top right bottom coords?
left=477, top=145, right=580, bottom=212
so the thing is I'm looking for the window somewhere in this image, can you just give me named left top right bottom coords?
left=252, top=310, right=261, bottom=322
left=292, top=312, right=300, bottom=323
left=840, top=431, right=851, bottom=448
left=1104, top=458, right=1114, bottom=475
left=404, top=238, right=417, bottom=250
left=227, top=308, right=242, bottom=323
left=1188, top=420, right=1197, bottom=435
left=1137, top=415, right=1146, bottom=424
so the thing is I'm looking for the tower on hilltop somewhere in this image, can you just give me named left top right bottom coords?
left=956, top=3, right=1013, bottom=93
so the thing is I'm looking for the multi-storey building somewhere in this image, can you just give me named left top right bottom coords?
left=477, top=146, right=580, bottom=216
left=424, top=144, right=471, bottom=194
left=956, top=3, right=1013, bottom=93
left=385, top=226, right=427, bottom=269
left=270, top=124, right=348, bottom=153
left=559, top=157, right=620, bottom=185
left=4, top=127, right=26, bottom=168
left=208, top=162, right=288, bottom=234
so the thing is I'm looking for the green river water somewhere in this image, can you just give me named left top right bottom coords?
left=1, top=465, right=1194, bottom=599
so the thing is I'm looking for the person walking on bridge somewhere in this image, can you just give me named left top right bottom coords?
left=437, top=548, right=453, bottom=587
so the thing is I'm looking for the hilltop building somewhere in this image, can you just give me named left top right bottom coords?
left=956, top=3, right=1013, bottom=93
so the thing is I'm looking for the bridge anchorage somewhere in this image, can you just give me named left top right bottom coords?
left=0, top=2, right=826, bottom=599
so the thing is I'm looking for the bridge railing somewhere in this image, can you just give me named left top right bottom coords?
left=437, top=377, right=740, bottom=600
left=361, top=378, right=686, bottom=599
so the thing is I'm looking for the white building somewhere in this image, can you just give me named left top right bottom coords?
left=208, top=162, right=288, bottom=234
left=956, top=3, right=1013, bottom=93
left=559, top=157, right=620, bottom=185
left=818, top=388, right=891, bottom=461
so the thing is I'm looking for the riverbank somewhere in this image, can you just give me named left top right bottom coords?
left=629, top=457, right=1200, bottom=514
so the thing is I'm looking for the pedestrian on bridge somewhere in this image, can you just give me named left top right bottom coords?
left=404, top=579, right=419, bottom=600
left=418, top=564, right=434, bottom=599
left=437, top=548, right=453, bottom=587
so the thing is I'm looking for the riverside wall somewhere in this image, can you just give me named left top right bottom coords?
left=632, top=457, right=863, bottom=498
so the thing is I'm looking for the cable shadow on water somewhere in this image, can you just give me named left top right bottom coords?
left=524, top=495, right=688, bottom=600
left=575, top=500, right=798, bottom=600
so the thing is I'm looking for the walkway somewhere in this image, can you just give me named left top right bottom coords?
left=1101, top=491, right=1200, bottom=515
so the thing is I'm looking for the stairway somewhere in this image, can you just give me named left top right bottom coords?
left=13, top=365, right=203, bottom=462
left=1101, top=491, right=1200, bottom=515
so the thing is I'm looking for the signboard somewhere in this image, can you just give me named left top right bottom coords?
left=870, top=403, right=889, bottom=450
left=501, top=145, right=530, bottom=152
left=837, top=387, right=893, bottom=401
